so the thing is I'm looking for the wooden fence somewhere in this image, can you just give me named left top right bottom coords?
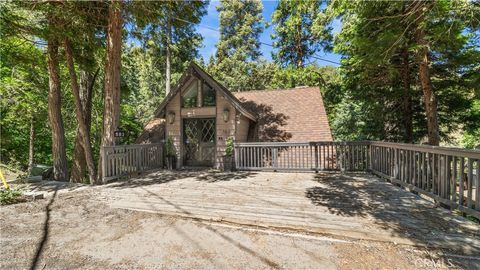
left=370, top=141, right=480, bottom=219
left=234, top=141, right=370, bottom=171
left=234, top=141, right=479, bottom=218
left=102, top=143, right=163, bottom=182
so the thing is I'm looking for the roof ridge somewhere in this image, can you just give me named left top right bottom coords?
left=232, top=86, right=320, bottom=94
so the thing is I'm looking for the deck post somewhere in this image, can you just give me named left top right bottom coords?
left=136, top=147, right=141, bottom=171
left=234, top=144, right=239, bottom=170
left=273, top=147, right=278, bottom=171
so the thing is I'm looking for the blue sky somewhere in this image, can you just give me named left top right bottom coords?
left=197, top=0, right=342, bottom=67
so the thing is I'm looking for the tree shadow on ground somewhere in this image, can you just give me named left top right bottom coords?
left=13, top=179, right=86, bottom=194
left=139, top=187, right=280, bottom=268
left=30, top=187, right=58, bottom=270
left=305, top=173, right=480, bottom=257
left=195, top=171, right=257, bottom=183
left=107, top=169, right=257, bottom=188
left=106, top=170, right=202, bottom=189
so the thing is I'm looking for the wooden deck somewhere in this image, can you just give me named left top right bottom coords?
left=102, top=170, right=480, bottom=256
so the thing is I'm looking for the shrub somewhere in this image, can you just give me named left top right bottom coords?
left=165, top=137, right=176, bottom=157
left=225, top=137, right=234, bottom=157
left=0, top=189, right=22, bottom=205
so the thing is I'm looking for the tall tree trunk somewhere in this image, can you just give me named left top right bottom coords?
left=71, top=131, right=86, bottom=183
left=28, top=116, right=35, bottom=175
left=401, top=48, right=413, bottom=143
left=165, top=13, right=171, bottom=95
left=98, top=0, right=123, bottom=183
left=416, top=25, right=440, bottom=145
left=71, top=69, right=96, bottom=183
left=295, top=24, right=303, bottom=68
left=64, top=39, right=97, bottom=183
left=47, top=35, right=68, bottom=181
left=71, top=28, right=98, bottom=183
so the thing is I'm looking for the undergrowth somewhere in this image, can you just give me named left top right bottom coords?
left=0, top=189, right=22, bottom=205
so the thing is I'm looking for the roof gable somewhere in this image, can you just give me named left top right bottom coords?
left=154, top=62, right=256, bottom=121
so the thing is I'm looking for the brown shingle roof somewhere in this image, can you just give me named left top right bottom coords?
left=234, top=87, right=333, bottom=142
left=135, top=118, right=165, bottom=144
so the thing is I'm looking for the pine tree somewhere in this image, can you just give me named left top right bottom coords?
left=271, top=0, right=331, bottom=67
left=329, top=0, right=480, bottom=145
left=211, top=0, right=264, bottom=91
left=216, top=0, right=263, bottom=62
left=98, top=0, right=123, bottom=183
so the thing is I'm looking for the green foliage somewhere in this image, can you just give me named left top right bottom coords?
left=216, top=0, right=264, bottom=62
left=0, top=1, right=206, bottom=174
left=462, top=129, right=480, bottom=149
left=0, top=36, right=51, bottom=168
left=165, top=137, right=176, bottom=157
left=1, top=0, right=478, bottom=178
left=461, top=100, right=480, bottom=149
left=327, top=0, right=480, bottom=143
left=0, top=189, right=22, bottom=205
left=271, top=0, right=331, bottom=67
left=208, top=0, right=265, bottom=91
left=122, top=46, right=167, bottom=124
left=225, top=137, right=234, bottom=157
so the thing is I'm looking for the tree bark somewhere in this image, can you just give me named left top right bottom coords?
left=47, top=33, right=68, bottom=181
left=71, top=69, right=96, bottom=183
left=28, top=116, right=35, bottom=175
left=416, top=24, right=440, bottom=145
left=295, top=24, right=303, bottom=68
left=401, top=48, right=413, bottom=143
left=64, top=39, right=97, bottom=183
left=71, top=131, right=86, bottom=183
left=98, top=0, right=123, bottom=183
left=165, top=13, right=171, bottom=95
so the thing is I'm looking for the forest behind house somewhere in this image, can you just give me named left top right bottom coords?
left=1, top=0, right=479, bottom=183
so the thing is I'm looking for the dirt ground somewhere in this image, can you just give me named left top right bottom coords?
left=1, top=171, right=479, bottom=269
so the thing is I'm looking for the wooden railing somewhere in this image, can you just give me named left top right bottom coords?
left=370, top=141, right=480, bottom=219
left=102, top=143, right=163, bottom=181
left=234, top=141, right=479, bottom=218
left=234, top=141, right=370, bottom=172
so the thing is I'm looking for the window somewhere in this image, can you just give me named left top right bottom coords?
left=182, top=81, right=197, bottom=108
left=181, top=79, right=216, bottom=108
left=203, top=82, right=216, bottom=106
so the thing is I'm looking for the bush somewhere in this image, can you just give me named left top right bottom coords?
left=165, top=137, right=176, bottom=157
left=0, top=189, right=22, bottom=205
left=225, top=137, right=234, bottom=157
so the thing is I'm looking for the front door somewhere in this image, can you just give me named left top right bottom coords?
left=183, top=118, right=216, bottom=166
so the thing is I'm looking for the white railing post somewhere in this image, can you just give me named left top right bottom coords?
left=273, top=147, right=278, bottom=171
left=234, top=144, right=239, bottom=170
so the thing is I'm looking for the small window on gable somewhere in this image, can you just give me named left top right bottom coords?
left=182, top=81, right=197, bottom=108
left=203, top=82, right=216, bottom=106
